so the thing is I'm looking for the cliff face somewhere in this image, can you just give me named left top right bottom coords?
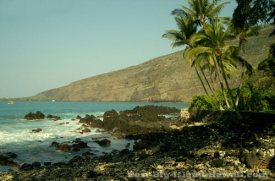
left=32, top=26, right=275, bottom=102
left=33, top=51, right=200, bottom=101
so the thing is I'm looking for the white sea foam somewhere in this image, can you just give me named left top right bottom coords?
left=0, top=118, right=101, bottom=145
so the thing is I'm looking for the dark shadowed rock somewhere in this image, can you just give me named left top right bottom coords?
left=86, top=170, right=101, bottom=178
left=103, top=110, right=119, bottom=119
left=95, top=139, right=111, bottom=147
left=52, top=162, right=66, bottom=166
left=44, top=162, right=51, bottom=166
left=119, top=149, right=130, bottom=156
left=240, top=149, right=262, bottom=169
left=56, top=144, right=71, bottom=152
left=20, top=163, right=33, bottom=171
left=82, top=151, right=94, bottom=157
left=81, top=127, right=91, bottom=134
left=268, top=156, right=275, bottom=171
left=210, top=158, right=225, bottom=168
left=32, top=128, right=42, bottom=133
left=51, top=139, right=88, bottom=152
left=47, top=114, right=61, bottom=121
left=72, top=138, right=88, bottom=149
left=79, top=114, right=103, bottom=128
left=32, top=162, right=41, bottom=168
left=51, top=141, right=59, bottom=147
left=0, top=152, right=19, bottom=168
left=24, top=111, right=45, bottom=120
left=68, top=156, right=83, bottom=166
left=5, top=152, right=17, bottom=159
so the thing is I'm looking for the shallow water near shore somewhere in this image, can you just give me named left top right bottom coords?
left=0, top=101, right=188, bottom=171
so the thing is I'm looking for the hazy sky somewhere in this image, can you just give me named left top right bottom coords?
left=0, top=0, right=236, bottom=98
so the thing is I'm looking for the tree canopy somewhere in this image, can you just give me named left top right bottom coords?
left=232, top=0, right=274, bottom=29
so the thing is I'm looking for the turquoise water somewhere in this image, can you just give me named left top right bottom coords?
left=0, top=101, right=188, bottom=171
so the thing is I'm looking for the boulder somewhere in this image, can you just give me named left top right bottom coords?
left=56, top=144, right=71, bottom=152
left=52, top=162, right=66, bottom=166
left=86, top=170, right=100, bottom=178
left=51, top=139, right=87, bottom=152
left=72, top=139, right=88, bottom=149
left=180, top=108, right=190, bottom=121
left=32, top=162, right=41, bottom=168
left=68, top=156, right=87, bottom=166
left=119, top=149, right=130, bottom=156
left=0, top=152, right=19, bottom=168
left=103, top=110, right=119, bottom=120
left=44, top=162, right=51, bottom=166
left=210, top=158, right=225, bottom=168
left=240, top=149, right=263, bottom=169
left=102, top=110, right=128, bottom=131
left=95, top=139, right=111, bottom=147
left=24, top=111, right=45, bottom=120
left=268, top=156, right=275, bottom=171
left=4, top=159, right=20, bottom=168
left=5, top=152, right=17, bottom=159
left=32, top=128, right=42, bottom=133
left=80, top=127, right=91, bottom=134
left=20, top=163, right=33, bottom=171
left=82, top=151, right=94, bottom=157
left=0, top=155, right=10, bottom=165
left=51, top=141, right=60, bottom=147
left=79, top=114, right=103, bottom=128
left=47, top=114, right=61, bottom=121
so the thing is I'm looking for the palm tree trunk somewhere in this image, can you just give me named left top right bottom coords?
left=219, top=59, right=238, bottom=111
left=235, top=65, right=245, bottom=107
left=195, top=66, right=209, bottom=96
left=199, top=65, right=215, bottom=95
left=210, top=71, right=217, bottom=92
left=213, top=55, right=231, bottom=109
left=200, top=66, right=226, bottom=110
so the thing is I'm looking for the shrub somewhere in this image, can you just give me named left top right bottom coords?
left=189, top=81, right=275, bottom=112
left=189, top=95, right=220, bottom=111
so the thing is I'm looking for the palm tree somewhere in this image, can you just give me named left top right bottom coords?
left=186, top=19, right=252, bottom=110
left=164, top=0, right=253, bottom=111
left=163, top=16, right=212, bottom=96
left=164, top=0, right=229, bottom=96
left=171, top=0, right=229, bottom=28
left=162, top=16, right=196, bottom=48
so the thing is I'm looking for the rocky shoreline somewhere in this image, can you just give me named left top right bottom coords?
left=0, top=106, right=275, bottom=180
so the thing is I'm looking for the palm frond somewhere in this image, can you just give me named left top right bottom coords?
left=207, top=1, right=229, bottom=17
left=185, top=46, right=212, bottom=61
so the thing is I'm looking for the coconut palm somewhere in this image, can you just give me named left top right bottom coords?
left=162, top=16, right=197, bottom=48
left=163, top=0, right=228, bottom=96
left=185, top=19, right=252, bottom=109
left=172, top=0, right=231, bottom=104
left=171, top=0, right=229, bottom=28
left=163, top=16, right=212, bottom=95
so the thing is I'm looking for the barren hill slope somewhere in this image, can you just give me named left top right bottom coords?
left=32, top=26, right=275, bottom=102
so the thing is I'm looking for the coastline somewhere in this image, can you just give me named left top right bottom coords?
left=0, top=106, right=274, bottom=180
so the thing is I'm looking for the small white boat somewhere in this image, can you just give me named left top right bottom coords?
left=52, top=100, right=56, bottom=102
left=7, top=101, right=14, bottom=105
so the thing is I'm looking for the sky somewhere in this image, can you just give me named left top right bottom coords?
left=0, top=0, right=237, bottom=98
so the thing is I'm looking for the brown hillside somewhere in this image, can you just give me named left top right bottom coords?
left=32, top=25, right=275, bottom=102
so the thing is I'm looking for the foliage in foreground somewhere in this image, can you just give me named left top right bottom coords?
left=190, top=80, right=275, bottom=112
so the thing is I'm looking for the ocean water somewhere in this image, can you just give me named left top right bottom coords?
left=0, top=101, right=188, bottom=171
